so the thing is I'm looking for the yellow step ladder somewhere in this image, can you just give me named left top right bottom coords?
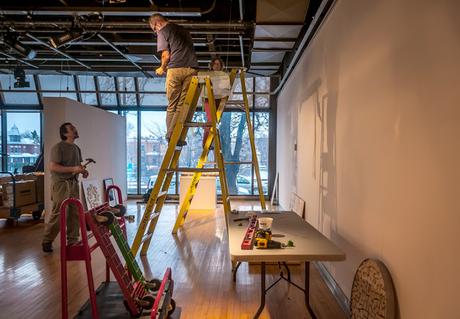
left=131, top=69, right=266, bottom=257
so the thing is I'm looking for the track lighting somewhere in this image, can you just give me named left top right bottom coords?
left=13, top=67, right=30, bottom=88
left=3, top=33, right=37, bottom=60
left=49, top=29, right=84, bottom=49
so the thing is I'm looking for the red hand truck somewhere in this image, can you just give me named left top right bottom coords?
left=60, top=185, right=142, bottom=319
left=61, top=185, right=175, bottom=319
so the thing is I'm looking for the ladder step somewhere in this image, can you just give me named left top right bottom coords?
left=149, top=212, right=160, bottom=222
left=165, top=168, right=221, bottom=173
left=141, top=232, right=153, bottom=244
left=226, top=100, right=244, bottom=105
left=184, top=122, right=213, bottom=128
left=225, top=161, right=253, bottom=165
left=158, top=191, right=168, bottom=198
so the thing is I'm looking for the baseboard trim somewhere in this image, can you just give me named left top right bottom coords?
left=314, top=262, right=350, bottom=317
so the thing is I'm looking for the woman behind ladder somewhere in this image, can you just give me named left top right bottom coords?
left=202, top=57, right=231, bottom=149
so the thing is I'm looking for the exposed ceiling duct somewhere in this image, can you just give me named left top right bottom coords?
left=0, top=1, right=333, bottom=77
left=249, top=0, right=310, bottom=76
left=0, top=1, right=255, bottom=75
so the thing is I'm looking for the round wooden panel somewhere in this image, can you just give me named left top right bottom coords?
left=350, top=259, right=396, bottom=319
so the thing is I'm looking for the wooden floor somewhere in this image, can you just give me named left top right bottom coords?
left=0, top=200, right=347, bottom=319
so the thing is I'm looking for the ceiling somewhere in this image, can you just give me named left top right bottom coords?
left=0, top=0, right=321, bottom=78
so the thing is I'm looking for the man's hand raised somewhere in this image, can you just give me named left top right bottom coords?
left=155, top=66, right=166, bottom=76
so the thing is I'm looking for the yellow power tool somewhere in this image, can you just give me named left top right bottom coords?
left=254, top=229, right=283, bottom=249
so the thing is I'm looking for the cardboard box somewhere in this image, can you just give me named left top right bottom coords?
left=2, top=180, right=37, bottom=207
left=34, top=173, right=45, bottom=203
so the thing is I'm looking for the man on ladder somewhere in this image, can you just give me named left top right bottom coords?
left=149, top=13, right=199, bottom=146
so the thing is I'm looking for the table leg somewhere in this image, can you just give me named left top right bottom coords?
left=283, top=262, right=291, bottom=282
left=253, top=262, right=266, bottom=319
left=233, top=261, right=242, bottom=282
left=304, top=262, right=317, bottom=319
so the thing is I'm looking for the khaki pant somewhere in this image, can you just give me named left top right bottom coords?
left=165, top=67, right=198, bottom=139
left=43, top=179, right=80, bottom=244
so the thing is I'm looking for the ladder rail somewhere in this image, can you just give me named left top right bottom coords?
left=135, top=69, right=261, bottom=255
left=207, top=77, right=231, bottom=216
left=140, top=85, right=203, bottom=255
left=171, top=79, right=217, bottom=233
left=139, top=151, right=180, bottom=255
left=131, top=77, right=202, bottom=257
left=240, top=71, right=266, bottom=209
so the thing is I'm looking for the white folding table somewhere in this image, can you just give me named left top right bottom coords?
left=228, top=210, right=346, bottom=319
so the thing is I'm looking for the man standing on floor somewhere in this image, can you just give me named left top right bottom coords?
left=149, top=13, right=199, bottom=146
left=42, top=122, right=89, bottom=253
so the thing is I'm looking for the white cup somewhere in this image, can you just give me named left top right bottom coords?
left=258, top=217, right=273, bottom=230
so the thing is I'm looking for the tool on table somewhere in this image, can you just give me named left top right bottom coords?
left=240, top=215, right=295, bottom=249
left=254, top=229, right=282, bottom=249
left=241, top=215, right=258, bottom=250
left=233, top=217, right=250, bottom=222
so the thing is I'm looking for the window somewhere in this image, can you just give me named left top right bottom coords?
left=140, top=94, right=168, bottom=107
left=0, top=74, right=273, bottom=196
left=39, top=75, right=77, bottom=100
left=229, top=93, right=254, bottom=107
left=232, top=77, right=254, bottom=93
left=138, top=77, right=165, bottom=91
left=122, top=111, right=138, bottom=194
left=254, top=112, right=269, bottom=195
left=255, top=77, right=270, bottom=92
left=0, top=74, right=39, bottom=105
left=78, top=75, right=97, bottom=105
left=140, top=112, right=175, bottom=194
left=117, top=77, right=137, bottom=106
left=179, top=112, right=208, bottom=168
left=219, top=112, right=252, bottom=195
left=6, top=112, right=41, bottom=173
left=97, top=76, right=117, bottom=106
left=138, top=77, right=167, bottom=106
left=255, top=94, right=269, bottom=108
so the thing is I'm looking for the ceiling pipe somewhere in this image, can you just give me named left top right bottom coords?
left=9, top=21, right=246, bottom=29
left=272, top=0, right=335, bottom=95
left=11, top=29, right=244, bottom=35
left=97, top=34, right=153, bottom=77
left=1, top=7, right=202, bottom=17
left=0, top=51, right=39, bottom=69
left=21, top=38, right=248, bottom=46
left=25, top=32, right=92, bottom=69
left=238, top=0, right=245, bottom=68
left=148, top=0, right=216, bottom=15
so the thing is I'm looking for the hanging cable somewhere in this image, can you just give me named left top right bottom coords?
left=225, top=0, right=234, bottom=69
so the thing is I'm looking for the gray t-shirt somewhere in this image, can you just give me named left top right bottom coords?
left=50, top=141, right=82, bottom=182
left=157, top=23, right=198, bottom=69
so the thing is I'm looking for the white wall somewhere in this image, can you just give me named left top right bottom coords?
left=277, top=0, right=460, bottom=318
left=43, top=97, right=127, bottom=213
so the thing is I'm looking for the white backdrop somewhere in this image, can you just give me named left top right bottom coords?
left=43, top=97, right=127, bottom=214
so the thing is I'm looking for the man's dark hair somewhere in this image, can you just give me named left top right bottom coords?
left=59, top=122, right=72, bottom=141
left=149, top=13, right=167, bottom=23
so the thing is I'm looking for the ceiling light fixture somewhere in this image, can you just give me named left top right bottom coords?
left=48, top=15, right=86, bottom=49
left=49, top=28, right=84, bottom=49
left=3, top=33, right=37, bottom=60
left=13, top=67, right=30, bottom=88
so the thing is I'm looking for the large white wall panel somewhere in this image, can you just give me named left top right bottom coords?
left=277, top=0, right=460, bottom=317
left=43, top=97, right=127, bottom=214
